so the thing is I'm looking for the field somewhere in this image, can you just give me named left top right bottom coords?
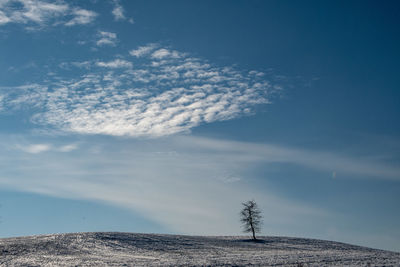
left=0, top=232, right=399, bottom=266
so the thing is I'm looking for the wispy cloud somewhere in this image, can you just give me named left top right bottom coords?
left=110, top=0, right=133, bottom=23
left=14, top=142, right=78, bottom=154
left=0, top=135, right=330, bottom=236
left=95, top=59, right=132, bottom=68
left=111, top=0, right=124, bottom=20
left=2, top=134, right=398, bottom=243
left=17, top=143, right=52, bottom=154
left=64, top=8, right=97, bottom=26
left=151, top=48, right=182, bottom=59
left=0, top=0, right=97, bottom=28
left=129, top=43, right=157, bottom=57
left=0, top=44, right=280, bottom=138
left=70, top=61, right=92, bottom=69
left=177, top=136, right=400, bottom=181
left=58, top=144, right=78, bottom=152
left=0, top=0, right=68, bottom=25
left=96, top=31, right=118, bottom=47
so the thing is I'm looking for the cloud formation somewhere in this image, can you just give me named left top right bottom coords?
left=0, top=44, right=280, bottom=138
left=13, top=142, right=78, bottom=154
left=0, top=0, right=97, bottom=28
left=96, top=31, right=118, bottom=47
left=110, top=0, right=133, bottom=23
left=18, top=143, right=51, bottom=154
left=111, top=0, right=124, bottom=20
left=178, top=136, right=400, bottom=181
left=129, top=44, right=157, bottom=57
left=2, top=134, right=398, bottom=242
left=0, top=135, right=330, bottom=236
left=64, top=7, right=97, bottom=26
left=95, top=59, right=132, bottom=68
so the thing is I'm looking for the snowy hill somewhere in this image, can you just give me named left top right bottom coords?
left=0, top=232, right=399, bottom=266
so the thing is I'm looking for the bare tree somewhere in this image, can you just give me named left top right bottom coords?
left=240, top=200, right=262, bottom=240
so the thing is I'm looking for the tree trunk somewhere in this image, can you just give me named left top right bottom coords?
left=250, top=223, right=256, bottom=240
left=249, top=207, right=257, bottom=241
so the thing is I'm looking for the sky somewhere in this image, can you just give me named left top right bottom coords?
left=0, top=0, right=399, bottom=252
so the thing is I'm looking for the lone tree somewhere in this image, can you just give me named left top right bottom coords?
left=240, top=200, right=262, bottom=241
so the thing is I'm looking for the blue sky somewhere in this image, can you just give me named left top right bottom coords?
left=0, top=0, right=399, bottom=252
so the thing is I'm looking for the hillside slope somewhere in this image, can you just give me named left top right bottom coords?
left=0, top=232, right=399, bottom=266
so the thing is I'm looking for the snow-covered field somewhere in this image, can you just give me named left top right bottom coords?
left=0, top=232, right=399, bottom=266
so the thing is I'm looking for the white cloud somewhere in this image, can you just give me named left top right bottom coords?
left=95, top=59, right=132, bottom=68
left=58, top=144, right=78, bottom=152
left=0, top=135, right=331, bottom=236
left=110, top=0, right=133, bottom=23
left=1, top=134, right=398, bottom=249
left=151, top=48, right=182, bottom=59
left=13, top=142, right=79, bottom=154
left=129, top=44, right=157, bottom=57
left=177, top=136, right=400, bottom=180
left=65, top=8, right=97, bottom=26
left=71, top=61, right=92, bottom=69
left=0, top=0, right=69, bottom=24
left=0, top=44, right=277, bottom=138
left=111, top=0, right=124, bottom=20
left=96, top=31, right=118, bottom=47
left=18, top=143, right=51, bottom=154
left=0, top=0, right=97, bottom=28
left=0, top=10, right=11, bottom=24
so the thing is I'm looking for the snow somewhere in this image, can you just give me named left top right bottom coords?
left=0, top=232, right=399, bottom=266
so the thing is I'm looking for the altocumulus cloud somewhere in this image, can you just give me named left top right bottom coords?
left=96, top=31, right=118, bottom=47
left=111, top=0, right=132, bottom=23
left=0, top=44, right=281, bottom=138
left=0, top=0, right=97, bottom=28
left=95, top=59, right=132, bottom=68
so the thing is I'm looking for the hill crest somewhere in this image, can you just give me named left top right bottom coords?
left=1, top=232, right=399, bottom=266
